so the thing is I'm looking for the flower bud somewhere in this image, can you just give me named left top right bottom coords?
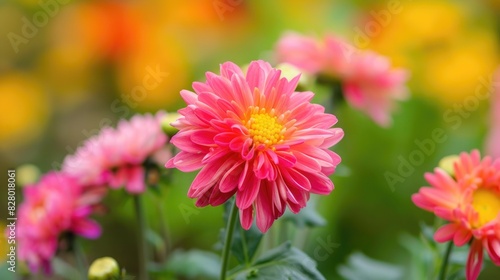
left=438, top=155, right=459, bottom=177
left=161, top=113, right=181, bottom=136
left=88, top=257, right=120, bottom=280
left=17, top=164, right=41, bottom=187
left=275, top=63, right=312, bottom=91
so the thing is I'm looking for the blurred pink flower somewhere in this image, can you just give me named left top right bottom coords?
left=17, top=172, right=101, bottom=274
left=342, top=50, right=409, bottom=126
left=486, top=69, right=500, bottom=159
left=63, top=112, right=168, bottom=194
left=166, top=60, right=343, bottom=232
left=412, top=150, right=500, bottom=280
left=275, top=32, right=324, bottom=74
left=275, top=32, right=409, bottom=126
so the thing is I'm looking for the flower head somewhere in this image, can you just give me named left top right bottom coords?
left=275, top=32, right=409, bottom=126
left=166, top=60, right=343, bottom=232
left=17, top=172, right=101, bottom=274
left=412, top=150, right=500, bottom=280
left=63, top=112, right=168, bottom=194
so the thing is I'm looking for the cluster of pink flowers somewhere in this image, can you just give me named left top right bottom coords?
left=17, top=112, right=168, bottom=273
left=166, top=60, right=344, bottom=232
left=63, top=112, right=168, bottom=194
left=17, top=173, right=102, bottom=274
left=412, top=150, right=500, bottom=280
left=276, top=32, right=409, bottom=126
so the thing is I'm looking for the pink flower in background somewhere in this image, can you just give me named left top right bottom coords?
left=342, top=50, right=409, bottom=126
left=275, top=32, right=324, bottom=74
left=63, top=112, right=168, bottom=194
left=486, top=69, right=500, bottom=159
left=275, top=32, right=409, bottom=126
left=412, top=150, right=500, bottom=280
left=166, top=60, right=344, bottom=232
left=17, top=172, right=101, bottom=274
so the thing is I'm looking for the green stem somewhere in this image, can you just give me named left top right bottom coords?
left=155, top=194, right=170, bottom=262
left=72, top=235, right=87, bottom=280
left=220, top=201, right=238, bottom=280
left=134, top=195, right=149, bottom=280
left=438, top=241, right=453, bottom=280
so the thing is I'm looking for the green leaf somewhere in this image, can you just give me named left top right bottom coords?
left=281, top=198, right=326, bottom=228
left=151, top=249, right=220, bottom=279
left=337, top=252, right=404, bottom=280
left=231, top=242, right=325, bottom=280
left=218, top=200, right=263, bottom=266
left=400, top=224, right=469, bottom=280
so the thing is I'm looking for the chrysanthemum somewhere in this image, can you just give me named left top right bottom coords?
left=275, top=32, right=409, bottom=126
left=486, top=69, right=500, bottom=159
left=17, top=172, right=101, bottom=274
left=412, top=150, right=500, bottom=280
left=63, top=112, right=168, bottom=194
left=166, top=60, right=344, bottom=232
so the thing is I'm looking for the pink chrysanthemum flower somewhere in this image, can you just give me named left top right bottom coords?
left=412, top=150, right=500, bottom=280
left=166, top=60, right=344, bottom=232
left=17, top=172, right=101, bottom=274
left=63, top=112, right=168, bottom=194
left=275, top=32, right=409, bottom=127
left=486, top=69, right=500, bottom=159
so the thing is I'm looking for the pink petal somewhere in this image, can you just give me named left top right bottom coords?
left=166, top=151, right=205, bottom=172
left=71, top=219, right=101, bottom=239
left=434, top=223, right=460, bottom=243
left=239, top=207, right=253, bottom=230
left=454, top=228, right=472, bottom=246
left=306, top=172, right=334, bottom=195
left=255, top=185, right=274, bottom=232
left=484, top=237, right=500, bottom=265
left=466, top=240, right=483, bottom=280
left=209, top=187, right=236, bottom=206
left=124, top=166, right=146, bottom=194
left=236, top=174, right=261, bottom=209
left=219, top=162, right=244, bottom=193
left=281, top=168, right=311, bottom=191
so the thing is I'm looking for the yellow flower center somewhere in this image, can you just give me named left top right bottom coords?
left=246, top=108, right=284, bottom=147
left=472, top=188, right=500, bottom=228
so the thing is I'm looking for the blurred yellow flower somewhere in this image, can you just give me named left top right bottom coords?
left=367, top=0, right=465, bottom=67
left=421, top=30, right=498, bottom=105
left=0, top=74, right=49, bottom=150
left=36, top=46, right=97, bottom=107
left=365, top=0, right=499, bottom=106
left=398, top=1, right=464, bottom=45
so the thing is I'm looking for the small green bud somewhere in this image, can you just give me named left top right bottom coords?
left=88, top=257, right=120, bottom=280
left=438, top=155, right=460, bottom=177
left=17, top=164, right=41, bottom=187
left=275, top=63, right=312, bottom=91
left=161, top=113, right=181, bottom=136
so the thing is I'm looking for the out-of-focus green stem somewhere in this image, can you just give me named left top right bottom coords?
left=438, top=241, right=453, bottom=280
left=134, top=195, right=149, bottom=280
left=220, top=201, right=238, bottom=280
left=72, top=235, right=87, bottom=280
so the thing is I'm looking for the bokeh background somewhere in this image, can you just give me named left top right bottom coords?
left=1, top=0, right=500, bottom=279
